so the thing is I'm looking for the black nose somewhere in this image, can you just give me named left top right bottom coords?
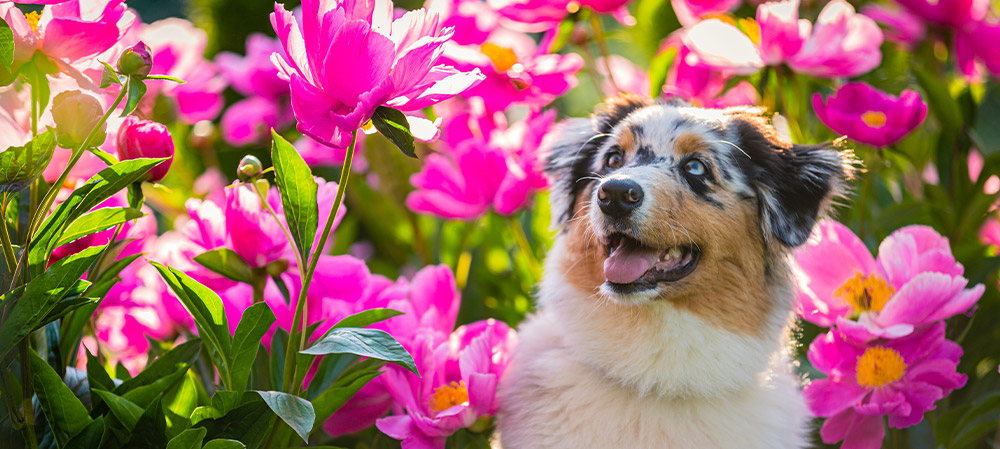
left=597, top=179, right=643, bottom=217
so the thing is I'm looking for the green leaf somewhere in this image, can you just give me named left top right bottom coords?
left=0, top=20, right=12, bottom=71
left=114, top=339, right=201, bottom=408
left=64, top=416, right=106, bottom=448
left=89, top=146, right=120, bottom=165
left=230, top=303, right=276, bottom=392
left=194, top=248, right=255, bottom=285
left=163, top=371, right=200, bottom=438
left=0, top=246, right=102, bottom=362
left=197, top=395, right=274, bottom=449
left=255, top=391, right=315, bottom=443
left=93, top=389, right=144, bottom=430
left=39, top=279, right=95, bottom=324
left=310, top=366, right=382, bottom=432
left=371, top=106, right=416, bottom=158
left=29, top=349, right=93, bottom=446
left=56, top=206, right=144, bottom=247
left=87, top=348, right=115, bottom=393
left=99, top=61, right=125, bottom=88
left=301, top=327, right=418, bottom=375
left=203, top=439, right=247, bottom=449
left=127, top=395, right=169, bottom=448
left=270, top=130, right=318, bottom=263
left=330, top=308, right=403, bottom=331
left=122, top=77, right=148, bottom=117
left=167, top=428, right=207, bottom=449
left=648, top=46, right=677, bottom=98
left=145, top=74, right=187, bottom=84
left=912, top=62, right=962, bottom=133
left=0, top=129, right=56, bottom=193
left=971, top=84, right=1000, bottom=156
left=152, top=261, right=233, bottom=388
left=548, top=14, right=577, bottom=53
left=270, top=330, right=287, bottom=390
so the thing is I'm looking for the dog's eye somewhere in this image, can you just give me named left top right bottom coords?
left=684, top=159, right=706, bottom=176
left=606, top=151, right=624, bottom=169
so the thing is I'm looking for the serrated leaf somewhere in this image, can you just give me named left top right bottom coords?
left=0, top=20, right=11, bottom=70
left=230, top=303, right=276, bottom=391
left=56, top=206, right=144, bottom=247
left=330, top=308, right=404, bottom=331
left=167, top=427, right=207, bottom=449
left=255, top=391, right=315, bottom=443
left=194, top=248, right=255, bottom=285
left=122, top=77, right=148, bottom=117
left=0, top=246, right=102, bottom=362
left=152, top=262, right=233, bottom=388
left=29, top=349, right=93, bottom=446
left=0, top=129, right=56, bottom=193
left=271, top=130, right=318, bottom=263
left=371, top=106, right=416, bottom=157
left=301, top=327, right=418, bottom=375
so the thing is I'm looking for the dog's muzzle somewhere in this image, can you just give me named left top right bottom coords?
left=597, top=179, right=643, bottom=218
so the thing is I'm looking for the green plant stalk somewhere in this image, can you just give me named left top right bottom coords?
left=8, top=86, right=129, bottom=289
left=281, top=130, right=357, bottom=395
left=87, top=222, right=125, bottom=282
left=509, top=216, right=541, bottom=281
left=589, top=14, right=619, bottom=93
left=19, top=341, right=38, bottom=449
left=1, top=194, right=16, bottom=273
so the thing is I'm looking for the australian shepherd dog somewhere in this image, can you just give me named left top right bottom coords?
left=497, top=94, right=856, bottom=449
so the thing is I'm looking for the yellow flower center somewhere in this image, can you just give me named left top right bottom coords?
left=862, top=111, right=887, bottom=128
left=25, top=11, right=41, bottom=34
left=566, top=1, right=580, bottom=13
left=429, top=381, right=469, bottom=414
left=738, top=18, right=762, bottom=46
left=481, top=43, right=518, bottom=72
left=856, top=346, right=907, bottom=388
left=834, top=272, right=895, bottom=314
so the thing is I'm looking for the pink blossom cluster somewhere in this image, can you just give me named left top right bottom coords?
left=793, top=220, right=984, bottom=449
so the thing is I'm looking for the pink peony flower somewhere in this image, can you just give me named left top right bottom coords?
left=672, top=0, right=740, bottom=27
left=116, top=115, right=175, bottom=183
left=981, top=216, right=1000, bottom=248
left=794, top=220, right=984, bottom=341
left=861, top=4, right=926, bottom=47
left=661, top=42, right=758, bottom=108
left=892, top=0, right=988, bottom=28
left=325, top=264, right=462, bottom=437
left=804, top=323, right=966, bottom=449
left=139, top=18, right=226, bottom=123
left=216, top=34, right=293, bottom=146
left=441, top=26, right=583, bottom=113
left=270, top=0, right=484, bottom=148
left=685, top=0, right=883, bottom=79
left=812, top=82, right=927, bottom=147
left=955, top=20, right=1000, bottom=79
left=376, top=319, right=518, bottom=449
left=425, top=0, right=500, bottom=46
left=1, top=0, right=136, bottom=73
left=407, top=110, right=552, bottom=220
left=596, top=55, right=650, bottom=98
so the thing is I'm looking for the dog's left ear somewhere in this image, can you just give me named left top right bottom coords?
left=728, top=112, right=858, bottom=247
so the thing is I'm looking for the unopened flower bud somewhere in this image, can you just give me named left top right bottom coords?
left=51, top=90, right=106, bottom=148
left=116, top=116, right=174, bottom=183
left=117, top=41, right=153, bottom=77
left=237, top=155, right=263, bottom=182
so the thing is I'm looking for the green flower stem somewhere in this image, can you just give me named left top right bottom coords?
left=87, top=222, right=125, bottom=282
left=19, top=341, right=38, bottom=449
left=281, top=129, right=357, bottom=395
left=509, top=216, right=541, bottom=281
left=1, top=194, right=16, bottom=274
left=589, top=14, right=619, bottom=93
left=8, top=85, right=129, bottom=288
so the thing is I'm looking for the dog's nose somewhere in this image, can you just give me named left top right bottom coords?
left=597, top=179, right=643, bottom=217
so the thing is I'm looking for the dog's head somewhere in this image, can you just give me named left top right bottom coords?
left=545, top=94, right=855, bottom=317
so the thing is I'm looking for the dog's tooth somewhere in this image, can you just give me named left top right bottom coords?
left=667, top=247, right=682, bottom=259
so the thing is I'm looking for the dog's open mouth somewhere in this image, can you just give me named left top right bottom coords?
left=602, top=233, right=700, bottom=292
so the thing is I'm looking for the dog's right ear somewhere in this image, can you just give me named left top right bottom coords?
left=545, top=94, right=652, bottom=228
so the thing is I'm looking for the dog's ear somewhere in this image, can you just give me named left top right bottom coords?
left=727, top=111, right=858, bottom=247
left=545, top=94, right=652, bottom=228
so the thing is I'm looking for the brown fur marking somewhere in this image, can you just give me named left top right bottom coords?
left=674, top=133, right=709, bottom=156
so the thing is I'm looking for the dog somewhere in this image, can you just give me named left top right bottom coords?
left=497, top=94, right=856, bottom=449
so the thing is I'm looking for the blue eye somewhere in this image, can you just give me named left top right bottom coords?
left=684, top=159, right=706, bottom=176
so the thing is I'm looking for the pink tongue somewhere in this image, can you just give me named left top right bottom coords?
left=603, top=242, right=661, bottom=284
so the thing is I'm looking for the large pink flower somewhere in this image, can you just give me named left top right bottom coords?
left=672, top=0, right=740, bottom=26
left=2, top=0, right=135, bottom=71
left=377, top=320, right=518, bottom=449
left=488, top=0, right=634, bottom=32
left=407, top=110, right=552, bottom=220
left=216, top=34, right=293, bottom=146
left=661, top=41, right=758, bottom=108
left=812, top=82, right=927, bottom=147
left=270, top=0, right=484, bottom=148
left=804, top=323, right=966, bottom=449
left=685, top=0, right=883, bottom=79
left=793, top=220, right=983, bottom=341
left=862, top=4, right=926, bottom=47
left=892, top=0, right=988, bottom=28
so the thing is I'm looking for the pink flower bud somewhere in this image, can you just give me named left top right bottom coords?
left=51, top=90, right=107, bottom=149
left=117, top=41, right=153, bottom=77
left=116, top=116, right=174, bottom=183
